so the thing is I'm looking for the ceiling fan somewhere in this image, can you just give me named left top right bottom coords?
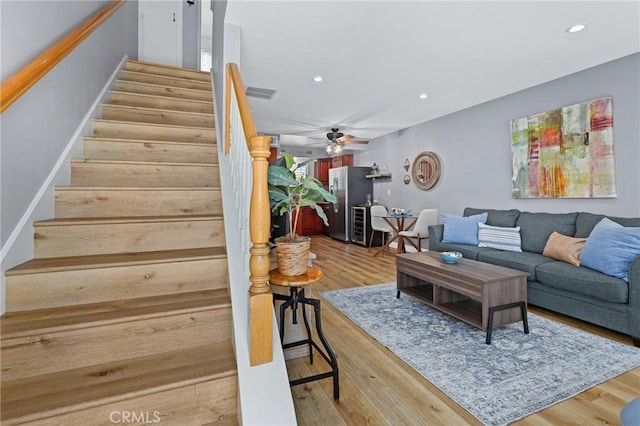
left=324, top=128, right=368, bottom=155
left=326, top=128, right=369, bottom=144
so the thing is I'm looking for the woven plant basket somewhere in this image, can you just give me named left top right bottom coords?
left=274, top=236, right=311, bottom=276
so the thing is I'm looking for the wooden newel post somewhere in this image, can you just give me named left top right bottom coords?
left=248, top=134, right=273, bottom=365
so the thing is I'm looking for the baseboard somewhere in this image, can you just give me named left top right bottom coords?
left=0, top=55, right=129, bottom=315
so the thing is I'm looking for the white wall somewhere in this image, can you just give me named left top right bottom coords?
left=0, top=0, right=138, bottom=311
left=358, top=53, right=640, bottom=218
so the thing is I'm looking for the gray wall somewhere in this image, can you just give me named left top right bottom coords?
left=1, top=1, right=138, bottom=249
left=212, top=0, right=227, bottom=123
left=182, top=0, right=199, bottom=69
left=358, top=53, right=640, bottom=218
left=1, top=1, right=106, bottom=80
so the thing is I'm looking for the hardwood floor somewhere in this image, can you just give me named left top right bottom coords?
left=285, top=236, right=639, bottom=425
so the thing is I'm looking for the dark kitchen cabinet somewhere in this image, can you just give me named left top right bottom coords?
left=320, top=203, right=333, bottom=235
left=294, top=206, right=326, bottom=236
left=314, top=158, right=332, bottom=186
left=316, top=155, right=354, bottom=186
left=268, top=147, right=278, bottom=162
left=331, top=154, right=353, bottom=169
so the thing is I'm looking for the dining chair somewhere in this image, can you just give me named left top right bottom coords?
left=398, top=209, right=438, bottom=252
left=368, top=205, right=394, bottom=255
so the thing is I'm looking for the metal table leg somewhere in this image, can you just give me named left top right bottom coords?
left=276, top=287, right=340, bottom=400
left=486, top=301, right=529, bottom=344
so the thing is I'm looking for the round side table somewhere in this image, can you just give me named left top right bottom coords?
left=270, top=267, right=339, bottom=400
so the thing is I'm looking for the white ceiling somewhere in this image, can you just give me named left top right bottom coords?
left=224, top=1, right=640, bottom=153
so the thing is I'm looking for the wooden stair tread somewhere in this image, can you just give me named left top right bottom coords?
left=84, top=136, right=217, bottom=148
left=1, top=289, right=230, bottom=338
left=70, top=158, right=219, bottom=167
left=201, top=419, right=239, bottom=426
left=1, top=342, right=236, bottom=423
left=34, top=214, right=221, bottom=226
left=6, top=247, right=227, bottom=276
left=2, top=60, right=236, bottom=423
left=108, top=90, right=213, bottom=106
left=126, top=59, right=211, bottom=80
left=103, top=104, right=214, bottom=119
left=93, top=118, right=215, bottom=132
left=56, top=186, right=220, bottom=191
left=120, top=69, right=212, bottom=87
left=115, top=79, right=211, bottom=95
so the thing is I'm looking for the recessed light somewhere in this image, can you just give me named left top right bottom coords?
left=313, top=76, right=323, bottom=82
left=566, top=23, right=587, bottom=33
left=419, top=93, right=428, bottom=100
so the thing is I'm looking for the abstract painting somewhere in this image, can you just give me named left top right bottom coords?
left=511, top=96, right=616, bottom=198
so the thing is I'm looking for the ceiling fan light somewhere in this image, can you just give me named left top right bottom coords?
left=326, top=144, right=333, bottom=155
left=334, top=144, right=343, bottom=154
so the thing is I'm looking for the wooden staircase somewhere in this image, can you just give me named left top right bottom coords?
left=1, top=60, right=238, bottom=425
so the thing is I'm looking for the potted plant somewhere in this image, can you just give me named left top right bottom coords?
left=268, top=152, right=336, bottom=275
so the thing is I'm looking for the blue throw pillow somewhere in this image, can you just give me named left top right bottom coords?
left=581, top=218, right=640, bottom=282
left=442, top=212, right=488, bottom=245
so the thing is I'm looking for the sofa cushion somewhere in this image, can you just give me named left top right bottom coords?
left=476, top=250, right=554, bottom=281
left=581, top=218, right=640, bottom=282
left=575, top=212, right=640, bottom=238
left=536, top=261, right=629, bottom=304
left=464, top=207, right=521, bottom=227
left=434, top=242, right=496, bottom=260
left=542, top=231, right=587, bottom=266
left=516, top=212, right=578, bottom=254
left=478, top=223, right=522, bottom=252
left=442, top=212, right=487, bottom=245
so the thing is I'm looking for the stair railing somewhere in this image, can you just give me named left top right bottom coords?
left=224, top=63, right=273, bottom=366
left=0, top=0, right=125, bottom=113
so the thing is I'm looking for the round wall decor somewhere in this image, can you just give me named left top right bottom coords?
left=411, top=151, right=441, bottom=190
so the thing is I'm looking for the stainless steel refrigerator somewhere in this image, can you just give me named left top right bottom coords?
left=328, top=166, right=372, bottom=242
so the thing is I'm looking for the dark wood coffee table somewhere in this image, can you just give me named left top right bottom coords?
left=396, top=252, right=529, bottom=344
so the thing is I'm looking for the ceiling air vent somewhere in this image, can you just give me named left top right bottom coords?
left=245, top=86, right=277, bottom=99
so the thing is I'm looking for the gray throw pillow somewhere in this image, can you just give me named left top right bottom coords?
left=516, top=212, right=578, bottom=254
left=464, top=207, right=521, bottom=228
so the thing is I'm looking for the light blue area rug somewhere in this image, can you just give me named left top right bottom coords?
left=320, top=283, right=640, bottom=426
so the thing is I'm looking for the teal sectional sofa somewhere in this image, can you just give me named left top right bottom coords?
left=429, top=207, right=640, bottom=344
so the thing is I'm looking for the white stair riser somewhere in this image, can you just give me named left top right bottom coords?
left=83, top=139, right=217, bottom=164
left=93, top=120, right=216, bottom=143
left=34, top=219, right=225, bottom=258
left=71, top=162, right=219, bottom=188
left=55, top=189, right=222, bottom=218
left=6, top=258, right=228, bottom=312
left=1, top=308, right=231, bottom=381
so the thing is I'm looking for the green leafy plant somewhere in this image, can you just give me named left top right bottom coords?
left=268, top=152, right=337, bottom=241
